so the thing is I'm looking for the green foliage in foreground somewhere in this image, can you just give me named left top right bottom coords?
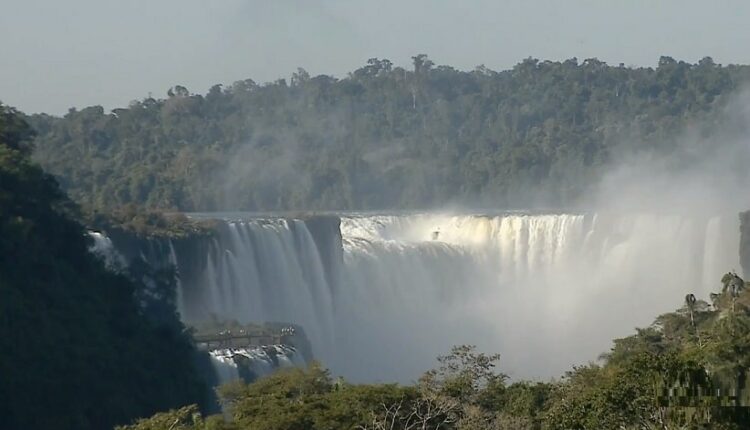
left=0, top=103, right=207, bottom=429
left=124, top=275, right=750, bottom=430
left=29, top=56, right=750, bottom=212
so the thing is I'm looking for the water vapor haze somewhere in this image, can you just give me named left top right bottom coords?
left=146, top=81, right=750, bottom=386
left=327, top=89, right=750, bottom=381
left=586, top=87, right=750, bottom=216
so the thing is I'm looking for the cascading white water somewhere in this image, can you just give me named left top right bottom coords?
left=88, top=231, right=126, bottom=269
left=178, top=219, right=337, bottom=360
left=208, top=345, right=305, bottom=385
left=173, top=212, right=740, bottom=382
left=333, top=212, right=741, bottom=380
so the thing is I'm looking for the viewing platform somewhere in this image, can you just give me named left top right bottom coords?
left=194, top=326, right=296, bottom=351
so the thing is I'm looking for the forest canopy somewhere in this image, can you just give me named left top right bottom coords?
left=27, top=56, right=750, bottom=212
left=0, top=104, right=207, bottom=430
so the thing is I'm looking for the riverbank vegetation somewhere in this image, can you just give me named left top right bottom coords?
left=28, top=56, right=750, bottom=212
left=122, top=274, right=750, bottom=430
left=86, top=204, right=216, bottom=239
left=6, top=54, right=750, bottom=429
left=0, top=104, right=209, bottom=429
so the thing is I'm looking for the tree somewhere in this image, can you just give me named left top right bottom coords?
left=0, top=102, right=35, bottom=153
left=0, top=103, right=207, bottom=430
left=116, top=405, right=237, bottom=430
left=27, top=57, right=749, bottom=212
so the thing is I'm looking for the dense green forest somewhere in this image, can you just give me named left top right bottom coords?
left=7, top=56, right=750, bottom=429
left=28, top=56, right=750, bottom=212
left=0, top=104, right=207, bottom=429
left=122, top=274, right=750, bottom=430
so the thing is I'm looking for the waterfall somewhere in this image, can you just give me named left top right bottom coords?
left=331, top=212, right=740, bottom=380
left=104, top=212, right=741, bottom=382
left=176, top=219, right=338, bottom=359
left=88, top=231, right=126, bottom=269
left=208, top=345, right=305, bottom=385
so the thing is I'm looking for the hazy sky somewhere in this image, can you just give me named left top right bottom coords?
left=2, top=0, right=750, bottom=115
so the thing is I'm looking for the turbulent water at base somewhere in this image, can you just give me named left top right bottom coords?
left=139, top=212, right=741, bottom=382
left=208, top=345, right=305, bottom=384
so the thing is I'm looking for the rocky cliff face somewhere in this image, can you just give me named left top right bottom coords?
left=299, top=215, right=344, bottom=295
left=101, top=225, right=214, bottom=273
left=95, top=215, right=342, bottom=338
left=92, top=221, right=319, bottom=396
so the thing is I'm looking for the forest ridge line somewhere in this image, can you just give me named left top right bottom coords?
left=24, top=55, right=750, bottom=213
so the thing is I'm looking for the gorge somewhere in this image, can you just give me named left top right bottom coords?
left=96, top=211, right=743, bottom=383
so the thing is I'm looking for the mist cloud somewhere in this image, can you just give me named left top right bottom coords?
left=586, top=87, right=750, bottom=216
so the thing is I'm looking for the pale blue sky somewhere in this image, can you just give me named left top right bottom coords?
left=2, top=0, right=749, bottom=114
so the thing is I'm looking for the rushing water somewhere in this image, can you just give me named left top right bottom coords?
left=152, top=211, right=738, bottom=382
left=89, top=231, right=126, bottom=269
left=208, top=345, right=305, bottom=384
left=337, top=213, right=738, bottom=380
